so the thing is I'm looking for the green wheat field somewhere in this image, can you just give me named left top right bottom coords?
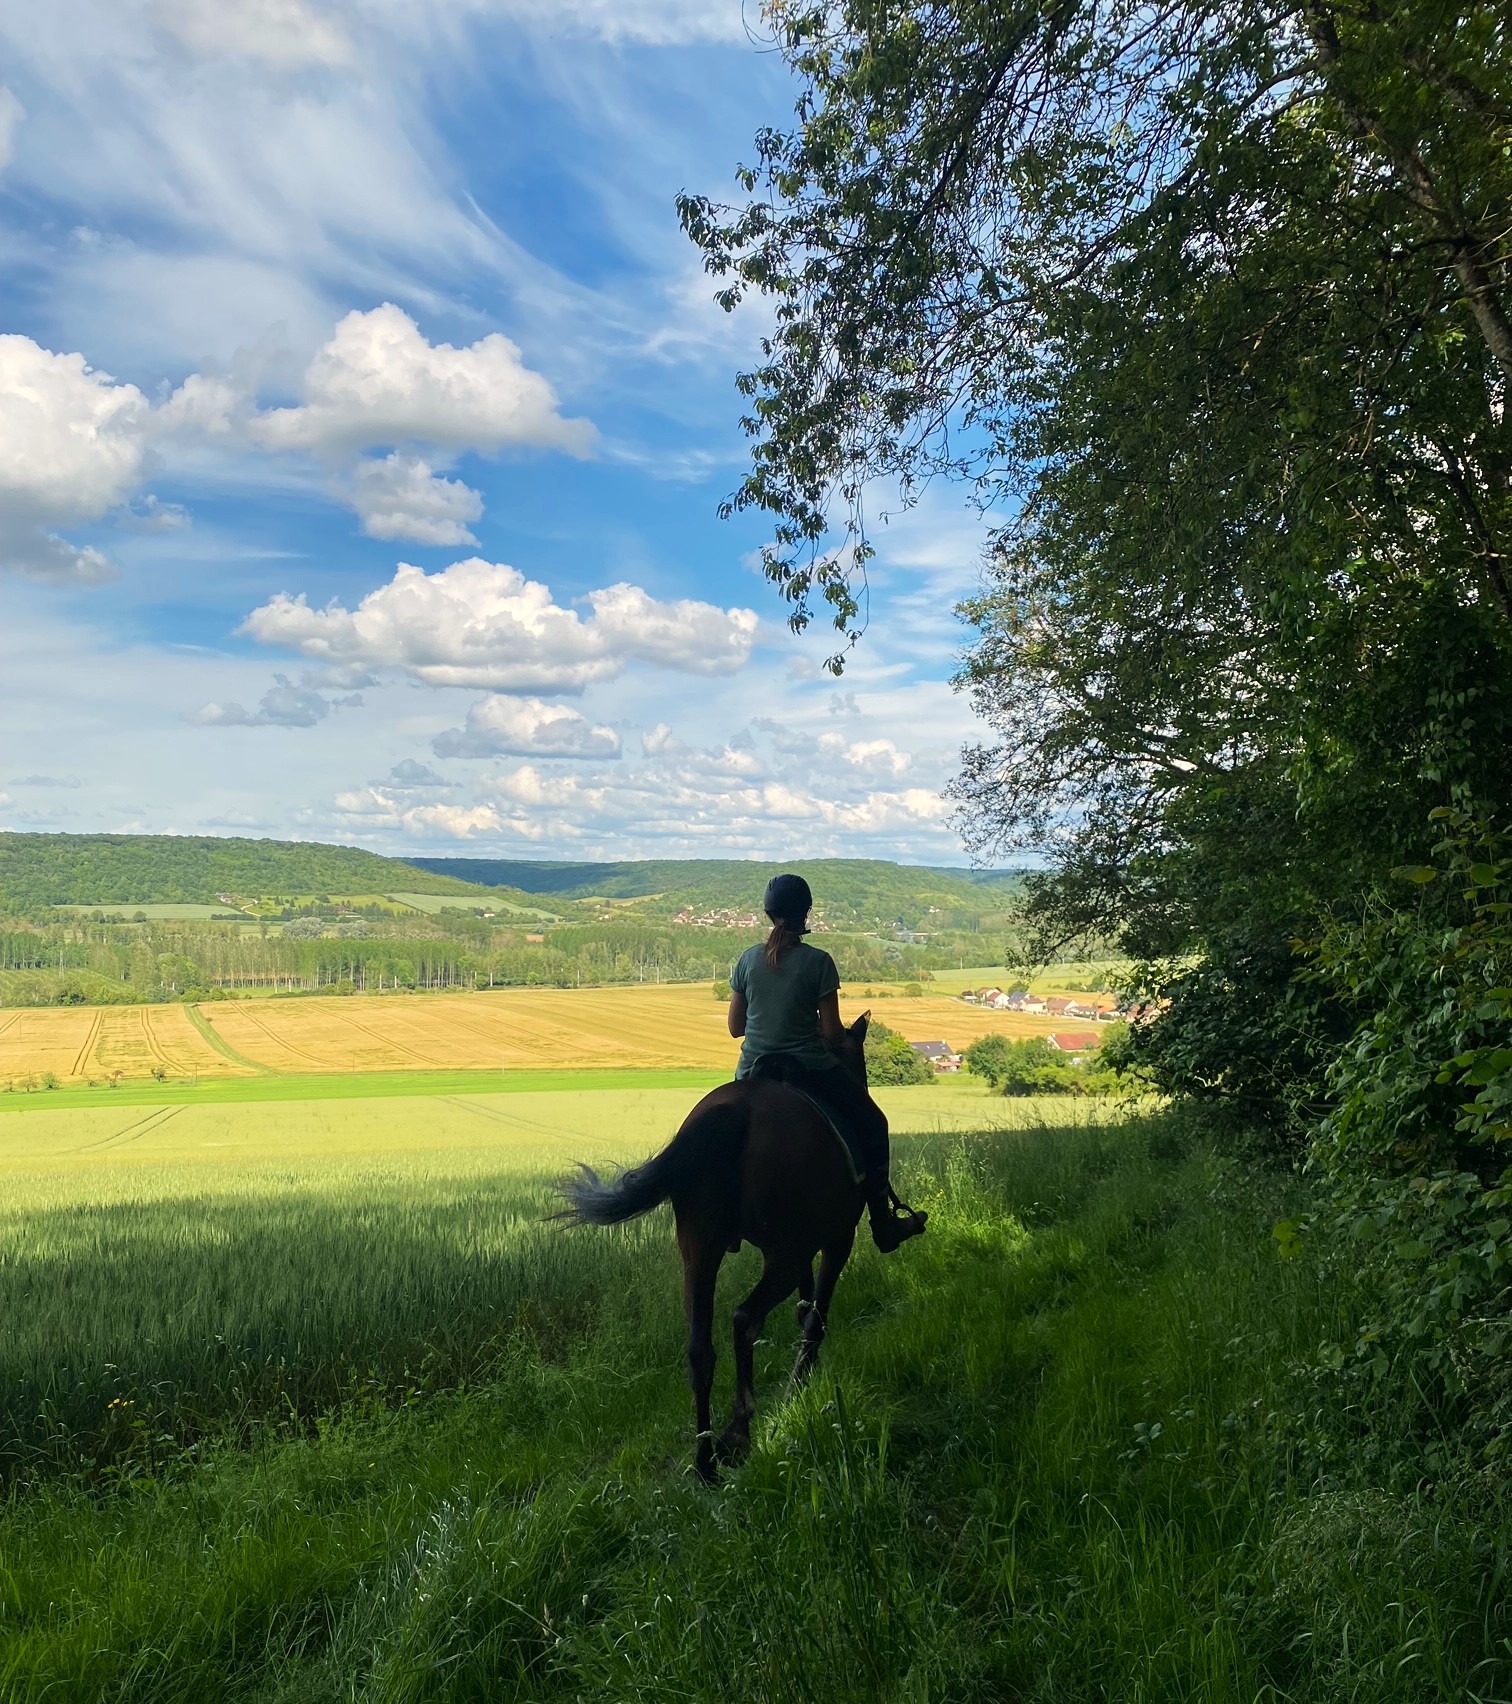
left=0, top=1077, right=1505, bottom=1700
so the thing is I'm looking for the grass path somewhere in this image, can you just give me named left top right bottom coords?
left=183, top=1001, right=272, bottom=1073
left=0, top=1110, right=1506, bottom=1699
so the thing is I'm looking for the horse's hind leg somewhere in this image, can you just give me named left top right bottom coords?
left=792, top=1228, right=854, bottom=1388
left=678, top=1223, right=722, bottom=1483
left=717, top=1251, right=803, bottom=1465
left=794, top=1261, right=814, bottom=1330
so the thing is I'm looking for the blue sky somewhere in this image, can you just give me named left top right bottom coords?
left=0, top=0, right=998, bottom=863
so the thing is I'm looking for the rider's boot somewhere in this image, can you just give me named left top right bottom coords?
left=865, top=1176, right=927, bottom=1253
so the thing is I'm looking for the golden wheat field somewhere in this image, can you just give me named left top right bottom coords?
left=0, top=984, right=1069, bottom=1082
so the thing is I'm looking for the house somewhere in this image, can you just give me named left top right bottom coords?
left=909, top=1040, right=961, bottom=1072
left=1048, top=1032, right=1101, bottom=1054
left=1018, top=995, right=1048, bottom=1013
left=1045, top=996, right=1075, bottom=1016
left=975, top=987, right=1003, bottom=1005
left=1066, top=1000, right=1099, bottom=1019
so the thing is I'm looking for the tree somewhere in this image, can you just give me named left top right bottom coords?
left=682, top=0, right=1512, bottom=1122
left=863, top=1019, right=935, bottom=1084
left=963, top=1033, right=1014, bottom=1087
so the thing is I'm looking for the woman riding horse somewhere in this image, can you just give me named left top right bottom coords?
left=557, top=873, right=926, bottom=1479
left=730, top=873, right=926, bottom=1252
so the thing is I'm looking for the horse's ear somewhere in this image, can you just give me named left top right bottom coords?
left=851, top=1009, right=871, bottom=1038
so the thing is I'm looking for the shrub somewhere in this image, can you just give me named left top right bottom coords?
left=1302, top=810, right=1512, bottom=1466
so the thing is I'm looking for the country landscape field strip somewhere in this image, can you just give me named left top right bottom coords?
left=3, top=985, right=1079, bottom=1083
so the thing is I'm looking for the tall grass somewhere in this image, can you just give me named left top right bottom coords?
left=0, top=1107, right=1507, bottom=1699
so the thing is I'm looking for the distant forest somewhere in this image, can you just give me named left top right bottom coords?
left=0, top=834, right=1030, bottom=1007
left=403, top=856, right=1023, bottom=930
left=0, top=834, right=482, bottom=913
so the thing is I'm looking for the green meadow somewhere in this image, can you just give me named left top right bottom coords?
left=0, top=1075, right=1505, bottom=1699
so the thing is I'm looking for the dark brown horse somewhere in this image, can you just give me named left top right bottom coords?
left=555, top=1013, right=874, bottom=1480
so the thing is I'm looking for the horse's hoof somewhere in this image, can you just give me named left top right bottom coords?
left=714, top=1424, right=751, bottom=1467
left=694, top=1452, right=718, bottom=1485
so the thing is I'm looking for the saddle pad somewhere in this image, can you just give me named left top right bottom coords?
left=784, top=1085, right=867, bottom=1185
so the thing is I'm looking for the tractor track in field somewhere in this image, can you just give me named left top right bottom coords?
left=320, top=1008, right=449, bottom=1069
left=76, top=1105, right=184, bottom=1154
left=232, top=1010, right=330, bottom=1071
left=439, top=1095, right=596, bottom=1143
left=138, top=1007, right=176, bottom=1071
left=69, top=1010, right=105, bottom=1079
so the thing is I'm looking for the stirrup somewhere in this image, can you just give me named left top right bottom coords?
left=871, top=1203, right=927, bottom=1253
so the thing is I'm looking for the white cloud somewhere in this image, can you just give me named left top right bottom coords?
left=0, top=86, right=23, bottom=172
left=458, top=0, right=746, bottom=45
left=242, top=557, right=759, bottom=692
left=433, top=695, right=621, bottom=759
left=191, top=672, right=362, bottom=727
left=155, top=0, right=352, bottom=66
left=349, top=453, right=482, bottom=546
left=844, top=737, right=912, bottom=776
left=252, top=305, right=596, bottom=458
left=381, top=758, right=452, bottom=789
left=0, top=335, right=152, bottom=580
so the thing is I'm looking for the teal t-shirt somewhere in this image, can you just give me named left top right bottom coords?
left=730, top=940, right=841, bottom=1079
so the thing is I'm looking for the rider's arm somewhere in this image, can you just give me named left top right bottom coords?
left=817, top=990, right=844, bottom=1047
left=727, top=990, right=748, bottom=1038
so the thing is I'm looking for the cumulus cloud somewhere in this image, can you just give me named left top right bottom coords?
left=349, top=453, right=482, bottom=546
left=242, top=557, right=759, bottom=692
left=252, top=305, right=595, bottom=459
left=191, top=672, right=362, bottom=727
left=382, top=759, right=453, bottom=789
left=155, top=0, right=352, bottom=66
left=0, top=335, right=152, bottom=580
left=331, top=787, right=519, bottom=840
left=843, top=737, right=912, bottom=776
left=433, top=695, right=621, bottom=760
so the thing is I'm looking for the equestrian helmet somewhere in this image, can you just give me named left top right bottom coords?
left=762, top=872, right=812, bottom=926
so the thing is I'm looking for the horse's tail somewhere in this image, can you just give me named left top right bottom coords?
left=553, top=1096, right=746, bottom=1228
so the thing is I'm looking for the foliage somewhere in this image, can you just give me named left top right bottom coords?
left=682, top=0, right=1512, bottom=1126
left=862, top=1018, right=935, bottom=1084
left=963, top=1032, right=1013, bottom=1083
left=1299, top=811, right=1512, bottom=1466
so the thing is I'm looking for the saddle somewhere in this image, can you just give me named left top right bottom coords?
left=745, top=1055, right=867, bottom=1184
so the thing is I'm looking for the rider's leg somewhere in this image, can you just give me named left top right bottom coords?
left=801, top=1067, right=926, bottom=1251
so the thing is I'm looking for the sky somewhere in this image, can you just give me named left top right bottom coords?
left=0, top=0, right=1000, bottom=866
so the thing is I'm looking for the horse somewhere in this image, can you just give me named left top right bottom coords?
left=554, top=1013, right=875, bottom=1481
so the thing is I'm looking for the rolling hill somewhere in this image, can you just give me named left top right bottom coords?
left=402, top=856, right=1023, bottom=930
left=0, top=833, right=494, bottom=914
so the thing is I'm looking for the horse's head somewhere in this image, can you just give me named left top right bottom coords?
left=836, top=1010, right=870, bottom=1086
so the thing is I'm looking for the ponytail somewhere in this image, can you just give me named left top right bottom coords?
left=764, top=918, right=801, bottom=971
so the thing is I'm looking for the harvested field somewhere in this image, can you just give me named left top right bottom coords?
left=3, top=984, right=1071, bottom=1083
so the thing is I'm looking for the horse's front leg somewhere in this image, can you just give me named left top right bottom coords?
left=718, top=1251, right=803, bottom=1466
left=678, top=1223, right=721, bottom=1483
left=791, top=1228, right=854, bottom=1388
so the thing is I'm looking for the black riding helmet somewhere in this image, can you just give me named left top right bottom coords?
left=762, top=872, right=812, bottom=930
